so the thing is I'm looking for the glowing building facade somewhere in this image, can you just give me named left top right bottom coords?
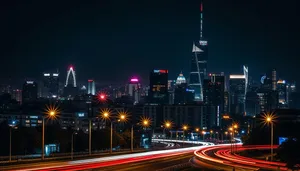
left=87, top=79, right=95, bottom=95
left=229, top=75, right=246, bottom=115
left=65, top=66, right=76, bottom=87
left=63, top=66, right=78, bottom=98
left=41, top=72, right=59, bottom=98
left=148, top=69, right=168, bottom=104
left=203, top=73, right=225, bottom=120
left=189, top=2, right=208, bottom=101
left=176, top=72, right=186, bottom=85
left=22, top=81, right=38, bottom=103
left=128, top=78, right=141, bottom=104
left=277, top=80, right=287, bottom=108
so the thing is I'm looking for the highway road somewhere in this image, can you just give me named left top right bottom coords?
left=93, top=152, right=194, bottom=171
left=1, top=140, right=211, bottom=171
left=191, top=144, right=290, bottom=171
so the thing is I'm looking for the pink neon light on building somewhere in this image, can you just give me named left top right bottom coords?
left=130, top=78, right=139, bottom=82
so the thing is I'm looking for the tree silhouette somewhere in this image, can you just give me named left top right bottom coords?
left=277, top=138, right=300, bottom=170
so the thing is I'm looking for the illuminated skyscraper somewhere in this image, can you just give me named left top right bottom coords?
left=176, top=72, right=186, bottom=85
left=148, top=69, right=168, bottom=104
left=272, top=69, right=277, bottom=91
left=127, top=78, right=141, bottom=104
left=229, top=75, right=246, bottom=115
left=65, top=66, right=76, bottom=87
left=22, top=81, right=38, bottom=103
left=203, top=73, right=225, bottom=115
left=41, top=72, right=59, bottom=98
left=12, top=89, right=22, bottom=104
left=277, top=80, right=287, bottom=108
left=189, top=1, right=208, bottom=101
left=63, top=66, right=78, bottom=98
left=243, top=65, right=248, bottom=93
left=87, top=79, right=95, bottom=95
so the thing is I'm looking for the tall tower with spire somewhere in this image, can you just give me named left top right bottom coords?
left=189, top=1, right=208, bottom=101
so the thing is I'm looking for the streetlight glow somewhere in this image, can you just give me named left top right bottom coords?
left=182, top=125, right=188, bottom=130
left=261, top=112, right=277, bottom=126
left=139, top=116, right=151, bottom=128
left=100, top=108, right=112, bottom=120
left=261, top=112, right=277, bottom=161
left=49, top=111, right=55, bottom=116
left=104, top=112, right=109, bottom=117
left=120, top=115, right=125, bottom=120
left=44, top=104, right=60, bottom=119
left=233, top=124, right=238, bottom=129
left=163, top=121, right=172, bottom=129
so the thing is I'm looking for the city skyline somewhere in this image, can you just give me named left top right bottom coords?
left=0, top=0, right=299, bottom=84
left=0, top=0, right=300, bottom=169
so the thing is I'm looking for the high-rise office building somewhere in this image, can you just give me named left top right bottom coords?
left=148, top=69, right=168, bottom=104
left=277, top=80, right=287, bottom=108
left=174, top=72, right=194, bottom=104
left=257, top=70, right=279, bottom=113
left=168, top=80, right=176, bottom=104
left=229, top=75, right=246, bottom=115
left=176, top=72, right=186, bottom=85
left=287, top=82, right=299, bottom=109
left=22, top=81, right=38, bottom=103
left=65, top=66, right=77, bottom=87
left=63, top=66, right=78, bottom=98
left=12, top=89, right=22, bottom=104
left=203, top=73, right=225, bottom=115
left=243, top=65, right=249, bottom=94
left=87, top=79, right=96, bottom=95
left=0, top=84, right=11, bottom=95
left=189, top=1, right=208, bottom=102
left=272, top=69, right=277, bottom=91
left=41, top=72, right=59, bottom=98
left=174, top=83, right=194, bottom=105
left=127, top=78, right=141, bottom=104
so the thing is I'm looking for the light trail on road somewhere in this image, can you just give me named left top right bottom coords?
left=16, top=140, right=211, bottom=171
left=192, top=144, right=290, bottom=171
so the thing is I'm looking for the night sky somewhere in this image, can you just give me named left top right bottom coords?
left=1, top=0, right=299, bottom=85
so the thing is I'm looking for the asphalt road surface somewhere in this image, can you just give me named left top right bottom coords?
left=94, top=152, right=194, bottom=171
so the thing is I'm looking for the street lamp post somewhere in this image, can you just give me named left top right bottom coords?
left=265, top=115, right=274, bottom=161
left=89, top=119, right=92, bottom=155
left=131, top=125, right=133, bottom=152
left=271, top=122, right=273, bottom=161
left=195, top=128, right=200, bottom=143
left=42, top=117, right=45, bottom=160
left=42, top=109, right=58, bottom=160
left=229, top=127, right=233, bottom=153
left=101, top=111, right=127, bottom=154
left=8, top=121, right=18, bottom=162
left=233, top=124, right=238, bottom=153
left=182, top=125, right=188, bottom=147
left=110, top=121, right=113, bottom=154
left=163, top=121, right=171, bottom=139
left=202, top=131, right=206, bottom=141
left=9, top=127, right=11, bottom=162
left=71, top=132, right=77, bottom=160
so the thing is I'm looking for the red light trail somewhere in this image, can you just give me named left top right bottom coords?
left=192, top=144, right=292, bottom=170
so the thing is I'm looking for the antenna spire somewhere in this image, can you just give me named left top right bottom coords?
left=200, top=1, right=203, bottom=39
